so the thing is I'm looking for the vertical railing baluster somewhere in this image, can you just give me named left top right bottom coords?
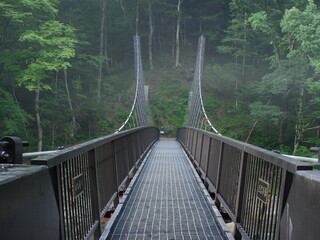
left=271, top=167, right=282, bottom=240
left=252, top=157, right=263, bottom=238
left=245, top=156, right=254, bottom=237
left=113, top=140, right=120, bottom=197
left=204, top=137, right=212, bottom=179
left=275, top=170, right=292, bottom=240
left=262, top=161, right=271, bottom=239
left=81, top=154, right=89, bottom=236
left=234, top=151, right=248, bottom=239
left=197, top=133, right=204, bottom=168
left=204, top=136, right=212, bottom=192
left=88, top=149, right=101, bottom=240
left=215, top=141, right=225, bottom=209
left=74, top=156, right=81, bottom=238
left=266, top=163, right=275, bottom=239
left=188, top=130, right=193, bottom=154
left=111, top=140, right=120, bottom=210
left=69, top=160, right=76, bottom=239
left=56, top=165, right=65, bottom=240
left=241, top=155, right=253, bottom=234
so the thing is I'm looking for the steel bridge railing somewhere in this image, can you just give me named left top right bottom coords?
left=1, top=127, right=159, bottom=240
left=177, top=127, right=320, bottom=240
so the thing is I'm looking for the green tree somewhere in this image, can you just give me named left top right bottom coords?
left=18, top=20, right=77, bottom=151
left=281, top=0, right=320, bottom=153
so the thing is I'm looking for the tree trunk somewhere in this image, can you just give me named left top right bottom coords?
left=148, top=0, right=154, bottom=71
left=172, top=23, right=175, bottom=58
left=51, top=125, right=55, bottom=149
left=175, top=0, right=183, bottom=67
left=64, top=69, right=76, bottom=139
left=183, top=21, right=186, bottom=46
left=35, top=84, right=43, bottom=151
left=135, top=0, right=139, bottom=35
left=104, top=1, right=110, bottom=74
left=279, top=89, right=292, bottom=145
left=119, top=0, right=126, bottom=18
left=0, top=18, right=11, bottom=47
left=242, top=13, right=247, bottom=83
left=11, top=87, right=28, bottom=138
left=293, top=87, right=304, bottom=154
left=235, top=47, right=238, bottom=108
left=246, top=98, right=272, bottom=143
left=246, top=120, right=259, bottom=143
left=97, top=0, right=106, bottom=103
left=104, top=37, right=110, bottom=74
left=51, top=72, right=59, bottom=148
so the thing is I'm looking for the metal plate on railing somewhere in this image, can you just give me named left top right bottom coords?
left=257, top=178, right=270, bottom=204
left=73, top=173, right=84, bottom=198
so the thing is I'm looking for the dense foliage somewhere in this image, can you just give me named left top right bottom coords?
left=0, top=0, right=319, bottom=155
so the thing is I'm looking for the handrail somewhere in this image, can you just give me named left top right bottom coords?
left=31, top=127, right=155, bottom=167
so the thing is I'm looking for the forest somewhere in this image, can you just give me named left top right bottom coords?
left=0, top=0, right=319, bottom=156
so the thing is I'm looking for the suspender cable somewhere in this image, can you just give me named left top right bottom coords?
left=187, top=35, right=220, bottom=135
left=115, top=35, right=148, bottom=133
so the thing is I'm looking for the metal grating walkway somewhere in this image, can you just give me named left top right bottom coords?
left=102, top=140, right=229, bottom=240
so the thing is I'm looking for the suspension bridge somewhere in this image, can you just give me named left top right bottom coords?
left=1, top=36, right=320, bottom=240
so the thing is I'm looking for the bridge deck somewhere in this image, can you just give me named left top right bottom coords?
left=102, top=140, right=229, bottom=240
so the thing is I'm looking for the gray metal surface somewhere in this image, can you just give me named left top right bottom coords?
left=0, top=166, right=60, bottom=240
left=105, top=140, right=227, bottom=240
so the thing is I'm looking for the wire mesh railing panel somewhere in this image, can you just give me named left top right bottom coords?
left=95, top=143, right=118, bottom=215
left=59, top=153, right=96, bottom=240
left=187, top=129, right=194, bottom=150
left=240, top=155, right=282, bottom=240
left=186, top=128, right=193, bottom=149
left=114, top=137, right=129, bottom=188
left=137, top=131, right=144, bottom=159
left=133, top=132, right=141, bottom=161
left=199, top=134, right=210, bottom=173
left=195, top=132, right=203, bottom=164
left=206, top=138, right=221, bottom=189
left=127, top=133, right=136, bottom=170
left=218, top=144, right=242, bottom=214
left=141, top=129, right=147, bottom=150
left=184, top=128, right=189, bottom=145
left=191, top=131, right=198, bottom=157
